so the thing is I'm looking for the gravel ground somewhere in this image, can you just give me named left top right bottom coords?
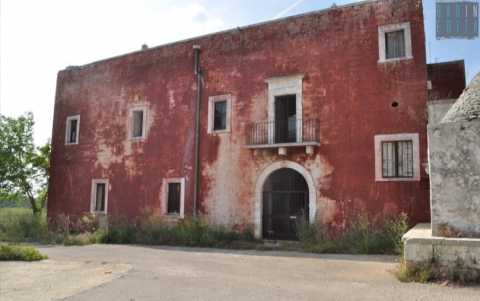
left=1, top=244, right=479, bottom=301
left=0, top=257, right=130, bottom=301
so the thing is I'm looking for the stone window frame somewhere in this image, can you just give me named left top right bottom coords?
left=162, top=177, right=185, bottom=218
left=378, top=22, right=413, bottom=63
left=65, top=115, right=80, bottom=145
left=207, top=94, right=232, bottom=134
left=374, top=133, right=420, bottom=182
left=265, top=74, right=304, bottom=144
left=128, top=105, right=148, bottom=141
left=90, top=179, right=109, bottom=214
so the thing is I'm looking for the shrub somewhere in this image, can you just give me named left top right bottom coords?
left=395, top=259, right=433, bottom=283
left=298, top=214, right=409, bottom=255
left=104, top=215, right=256, bottom=248
left=0, top=209, right=255, bottom=248
left=105, top=217, right=138, bottom=244
left=62, top=229, right=107, bottom=246
left=0, top=244, right=48, bottom=261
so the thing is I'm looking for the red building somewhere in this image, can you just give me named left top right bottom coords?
left=49, top=0, right=437, bottom=239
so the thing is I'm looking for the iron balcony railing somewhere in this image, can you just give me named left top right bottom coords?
left=247, top=119, right=319, bottom=146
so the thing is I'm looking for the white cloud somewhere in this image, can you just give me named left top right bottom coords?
left=0, top=0, right=225, bottom=144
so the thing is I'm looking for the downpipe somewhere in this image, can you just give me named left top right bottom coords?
left=193, top=45, right=202, bottom=217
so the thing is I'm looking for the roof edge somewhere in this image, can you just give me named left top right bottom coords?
left=62, top=0, right=380, bottom=72
left=427, top=59, right=465, bottom=67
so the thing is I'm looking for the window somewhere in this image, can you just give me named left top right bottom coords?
left=208, top=95, right=232, bottom=133
left=381, top=140, right=414, bottom=178
left=378, top=22, right=412, bottom=63
left=129, top=106, right=147, bottom=139
left=132, top=110, right=144, bottom=138
left=163, top=178, right=185, bottom=218
left=91, top=180, right=108, bottom=214
left=65, top=115, right=80, bottom=145
left=374, top=133, right=420, bottom=181
left=214, top=100, right=227, bottom=131
left=167, top=183, right=181, bottom=214
left=385, top=30, right=406, bottom=59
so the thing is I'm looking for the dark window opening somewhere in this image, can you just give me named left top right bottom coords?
left=132, top=110, right=144, bottom=138
left=213, top=100, right=227, bottom=131
left=167, top=183, right=181, bottom=214
left=382, top=140, right=414, bottom=178
left=68, top=119, right=78, bottom=143
left=274, top=95, right=297, bottom=143
left=385, top=30, right=406, bottom=59
left=94, top=183, right=106, bottom=212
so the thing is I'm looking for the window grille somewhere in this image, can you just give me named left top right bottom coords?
left=381, top=140, right=414, bottom=178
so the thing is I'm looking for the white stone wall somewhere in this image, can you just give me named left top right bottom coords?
left=403, top=224, right=480, bottom=269
left=428, top=120, right=480, bottom=237
left=427, top=99, right=456, bottom=125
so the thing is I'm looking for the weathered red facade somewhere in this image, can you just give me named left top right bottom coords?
left=49, top=0, right=431, bottom=238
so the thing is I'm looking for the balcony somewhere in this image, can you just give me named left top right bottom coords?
left=246, top=119, right=319, bottom=155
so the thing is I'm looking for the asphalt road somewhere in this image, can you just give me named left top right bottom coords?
left=2, top=244, right=480, bottom=301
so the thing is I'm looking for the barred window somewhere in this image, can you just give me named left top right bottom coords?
left=385, top=30, right=406, bottom=59
left=381, top=140, right=414, bottom=178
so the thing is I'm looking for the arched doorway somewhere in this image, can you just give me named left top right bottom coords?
left=262, top=168, right=309, bottom=240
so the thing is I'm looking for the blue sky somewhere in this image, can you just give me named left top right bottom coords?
left=0, top=0, right=479, bottom=144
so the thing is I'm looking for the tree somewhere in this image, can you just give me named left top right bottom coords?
left=0, top=113, right=50, bottom=214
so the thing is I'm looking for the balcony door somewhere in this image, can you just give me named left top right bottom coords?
left=274, top=95, right=296, bottom=143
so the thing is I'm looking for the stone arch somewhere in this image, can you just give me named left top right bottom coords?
left=254, top=160, right=317, bottom=239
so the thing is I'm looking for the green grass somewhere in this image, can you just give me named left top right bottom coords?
left=0, top=208, right=256, bottom=248
left=395, top=259, right=433, bottom=283
left=0, top=244, right=48, bottom=261
left=104, top=216, right=256, bottom=248
left=395, top=258, right=480, bottom=284
left=0, top=207, right=409, bottom=256
left=297, top=214, right=409, bottom=255
left=0, top=208, right=106, bottom=246
left=0, top=208, right=49, bottom=243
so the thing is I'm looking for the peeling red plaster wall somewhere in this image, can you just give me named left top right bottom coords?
left=48, top=0, right=430, bottom=231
